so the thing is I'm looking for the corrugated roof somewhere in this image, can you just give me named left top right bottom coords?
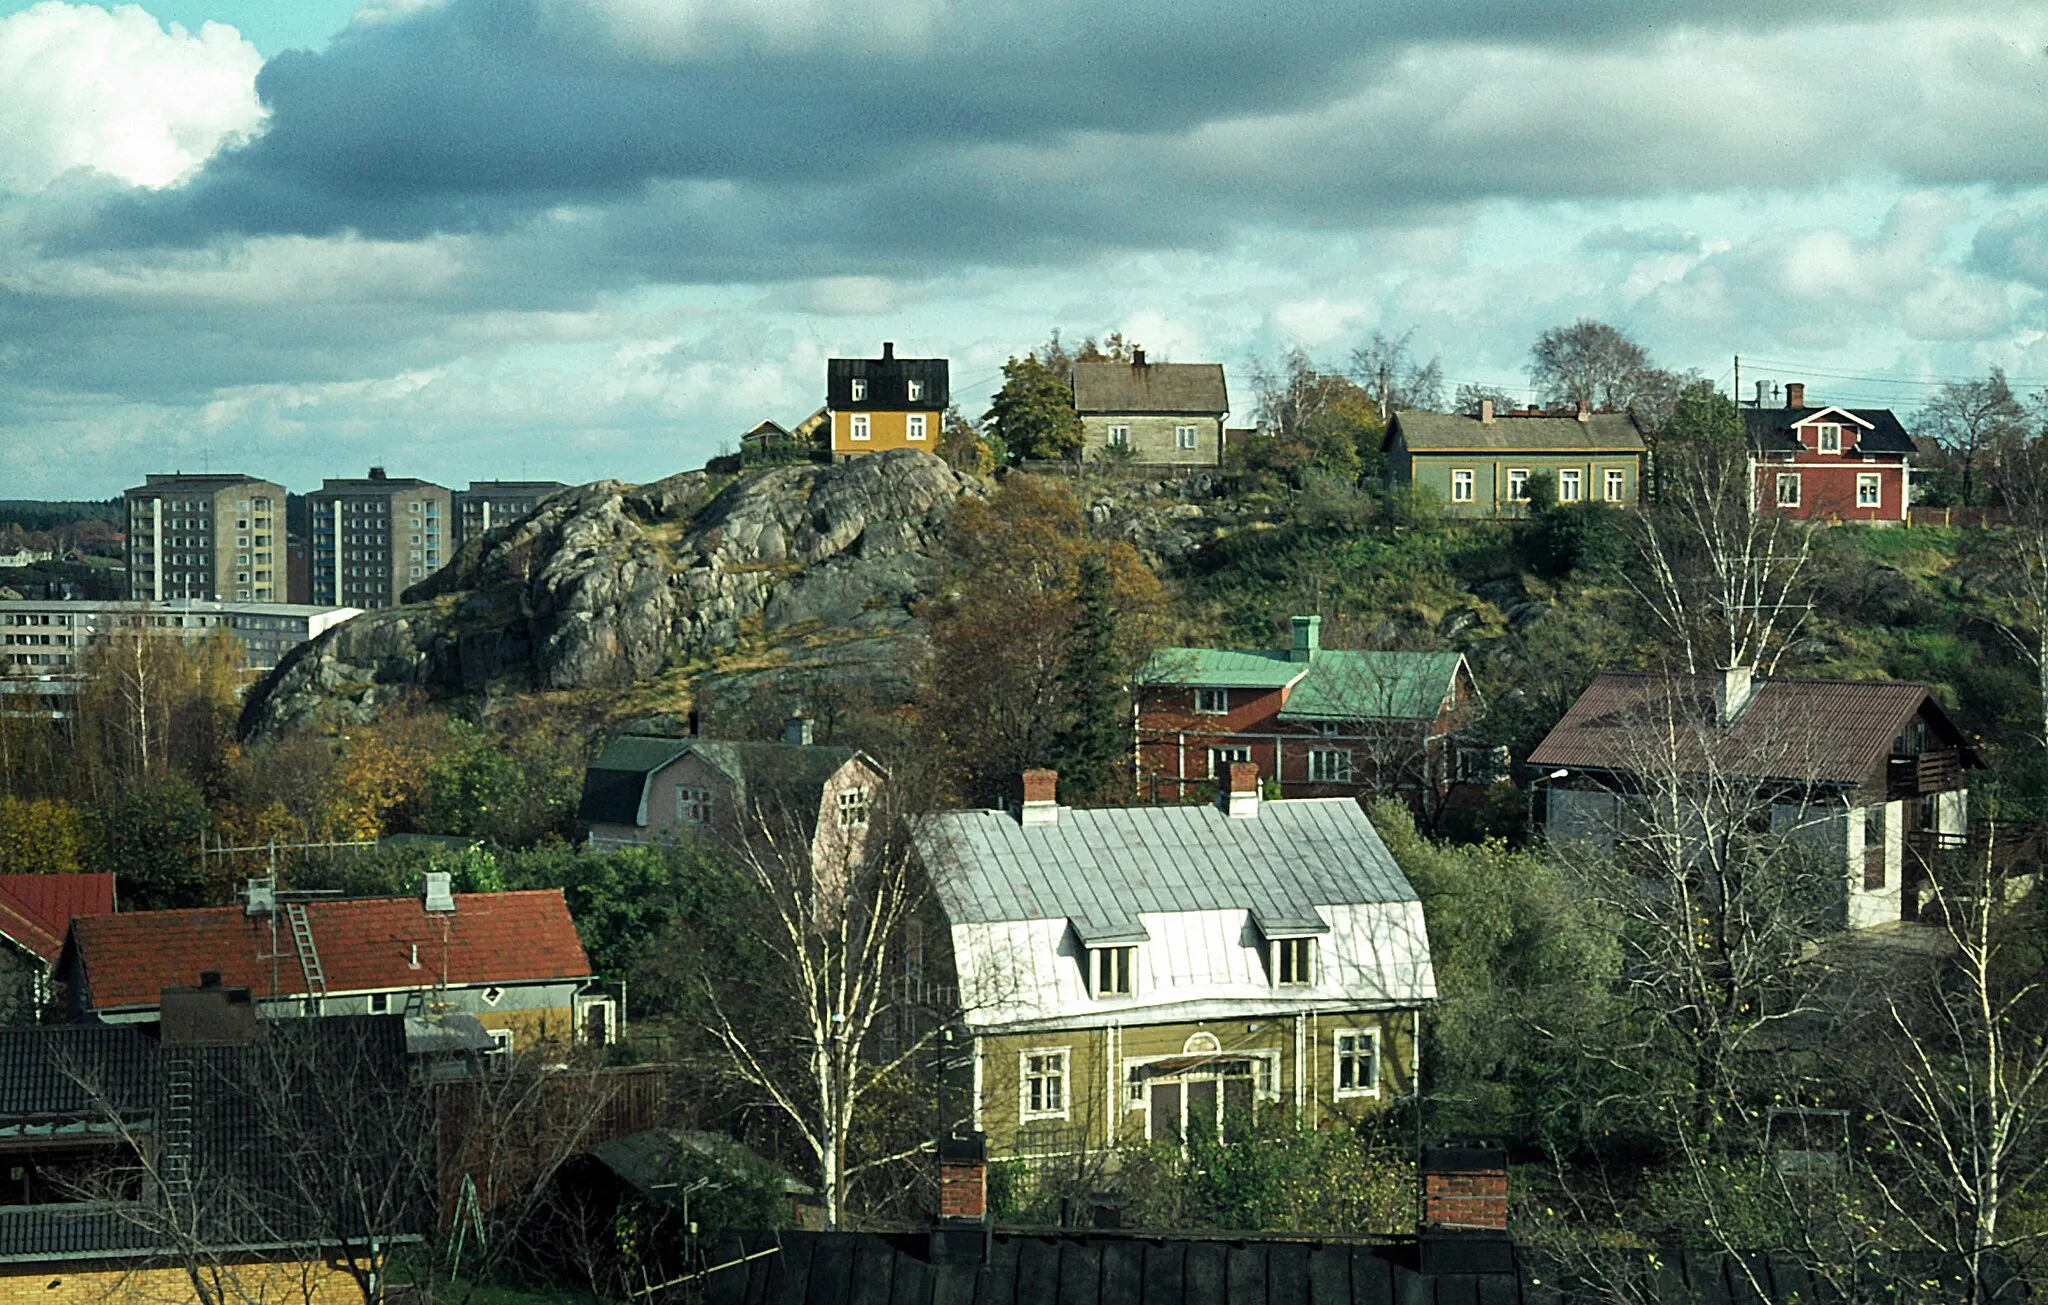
left=1746, top=406, right=1917, bottom=456
left=1528, top=672, right=1979, bottom=785
left=68, top=890, right=592, bottom=1012
left=577, top=736, right=869, bottom=829
left=1072, top=361, right=1228, bottom=415
left=1387, top=409, right=1645, bottom=453
left=1136, top=648, right=1308, bottom=689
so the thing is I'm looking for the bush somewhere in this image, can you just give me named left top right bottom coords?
left=1519, top=501, right=1628, bottom=577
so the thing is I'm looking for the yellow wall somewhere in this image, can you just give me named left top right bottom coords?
left=975, top=1010, right=1418, bottom=1159
left=831, top=409, right=941, bottom=456
left=0, top=1257, right=358, bottom=1304
left=476, top=1005, right=579, bottom=1055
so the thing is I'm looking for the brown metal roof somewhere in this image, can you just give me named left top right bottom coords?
left=1072, top=360, right=1228, bottom=415
left=1528, top=672, right=1977, bottom=786
left=1386, top=409, right=1645, bottom=453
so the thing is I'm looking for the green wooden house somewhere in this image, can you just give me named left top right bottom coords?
left=1383, top=403, right=1646, bottom=518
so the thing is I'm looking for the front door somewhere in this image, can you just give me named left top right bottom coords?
left=1185, top=1079, right=1218, bottom=1145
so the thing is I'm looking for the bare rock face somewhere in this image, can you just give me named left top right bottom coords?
left=241, top=451, right=980, bottom=738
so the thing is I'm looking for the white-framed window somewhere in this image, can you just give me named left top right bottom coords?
left=1320, top=721, right=1342, bottom=738
left=907, top=379, right=925, bottom=402
left=1857, top=473, right=1882, bottom=508
left=1107, top=424, right=1130, bottom=448
left=906, top=413, right=927, bottom=441
left=1334, top=1028, right=1381, bottom=1098
left=1450, top=469, right=1475, bottom=503
left=368, top=992, right=390, bottom=1014
left=1815, top=424, right=1841, bottom=453
left=836, top=787, right=870, bottom=828
left=486, top=1029, right=514, bottom=1063
left=1308, top=749, right=1353, bottom=783
left=1776, top=473, right=1802, bottom=507
left=1506, top=469, right=1529, bottom=502
left=677, top=786, right=713, bottom=824
left=1604, top=468, right=1626, bottom=501
left=1207, top=745, right=1251, bottom=778
left=850, top=378, right=868, bottom=402
left=1558, top=469, right=1582, bottom=502
left=1093, top=946, right=1136, bottom=997
left=1271, top=937, right=1314, bottom=986
left=850, top=414, right=870, bottom=441
left=1194, top=688, right=1228, bottom=715
left=1175, top=425, right=1198, bottom=450
left=1020, top=1049, right=1069, bottom=1120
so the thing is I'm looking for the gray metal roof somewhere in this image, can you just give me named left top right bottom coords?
left=1386, top=409, right=1645, bottom=453
left=918, top=799, right=1417, bottom=937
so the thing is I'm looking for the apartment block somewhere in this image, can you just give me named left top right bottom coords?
left=123, top=474, right=287, bottom=603
left=453, top=480, right=570, bottom=548
left=307, top=468, right=452, bottom=609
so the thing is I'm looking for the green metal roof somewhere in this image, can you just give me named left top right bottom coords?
left=1277, top=651, right=1467, bottom=723
left=1136, top=648, right=1309, bottom=688
left=1138, top=646, right=1465, bottom=723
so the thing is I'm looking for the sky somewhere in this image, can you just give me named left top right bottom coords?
left=3, top=0, right=2047, bottom=499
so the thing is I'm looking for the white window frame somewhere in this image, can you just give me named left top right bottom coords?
left=1604, top=468, right=1626, bottom=502
left=1857, top=473, right=1881, bottom=508
left=1815, top=424, right=1841, bottom=453
left=1106, top=424, right=1130, bottom=448
left=1194, top=688, right=1229, bottom=715
left=1207, top=745, right=1251, bottom=778
left=368, top=992, right=391, bottom=1014
left=1557, top=469, right=1582, bottom=502
left=1308, top=749, right=1353, bottom=783
left=676, top=786, right=713, bottom=825
left=1505, top=469, right=1530, bottom=502
left=1020, top=1048, right=1070, bottom=1121
left=486, top=1029, right=514, bottom=1063
left=850, top=414, right=870, bottom=442
left=1092, top=945, right=1137, bottom=998
left=1271, top=936, right=1314, bottom=987
left=1334, top=1028, right=1381, bottom=1099
left=1175, top=424, right=1198, bottom=450
left=906, top=413, right=928, bottom=441
left=1776, top=473, right=1802, bottom=507
left=906, top=379, right=924, bottom=402
left=850, top=378, right=868, bottom=402
left=835, top=787, right=870, bottom=829
left=1450, top=469, right=1475, bottom=503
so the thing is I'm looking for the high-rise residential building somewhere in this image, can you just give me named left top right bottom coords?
left=123, top=474, right=288, bottom=603
left=453, top=480, right=570, bottom=548
left=307, top=468, right=452, bottom=610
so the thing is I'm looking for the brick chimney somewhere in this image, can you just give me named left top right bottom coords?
left=1419, top=1143, right=1513, bottom=1273
left=881, top=341, right=895, bottom=361
left=937, top=1134, right=987, bottom=1222
left=1021, top=768, right=1058, bottom=826
left=1480, top=399, right=1495, bottom=425
left=1785, top=381, right=1805, bottom=409
left=1222, top=761, right=1261, bottom=819
left=1132, top=348, right=1147, bottom=368
left=1576, top=400, right=1590, bottom=423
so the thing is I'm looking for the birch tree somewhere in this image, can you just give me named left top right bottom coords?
left=1976, top=409, right=2048, bottom=752
left=1626, top=383, right=1816, bottom=675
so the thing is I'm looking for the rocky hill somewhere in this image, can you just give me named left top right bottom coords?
left=240, top=450, right=985, bottom=737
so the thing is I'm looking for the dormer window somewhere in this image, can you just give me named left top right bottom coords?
left=1815, top=424, right=1841, bottom=453
left=850, top=378, right=868, bottom=402
left=1272, top=936, right=1314, bottom=986
left=907, top=379, right=925, bottom=402
left=1093, top=946, right=1136, bottom=997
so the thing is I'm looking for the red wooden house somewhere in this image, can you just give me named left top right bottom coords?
left=1134, top=616, right=1475, bottom=801
left=1745, top=382, right=1917, bottom=525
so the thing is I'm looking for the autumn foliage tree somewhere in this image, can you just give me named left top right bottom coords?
left=920, top=476, right=1164, bottom=804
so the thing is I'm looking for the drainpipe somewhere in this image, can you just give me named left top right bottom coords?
left=1294, top=1014, right=1306, bottom=1117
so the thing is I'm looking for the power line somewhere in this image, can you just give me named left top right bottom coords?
left=1739, top=357, right=2048, bottom=391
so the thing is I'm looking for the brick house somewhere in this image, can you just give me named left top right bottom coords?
left=1746, top=383, right=1917, bottom=525
left=913, top=765, right=1435, bottom=1164
left=1134, top=616, right=1475, bottom=801
left=1529, top=668, right=1979, bottom=928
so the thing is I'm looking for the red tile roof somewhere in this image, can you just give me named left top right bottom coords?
left=68, top=890, right=592, bottom=1012
left=0, top=875, right=116, bottom=964
left=1529, top=672, right=1977, bottom=785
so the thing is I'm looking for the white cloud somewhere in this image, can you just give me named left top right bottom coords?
left=0, top=2, right=265, bottom=193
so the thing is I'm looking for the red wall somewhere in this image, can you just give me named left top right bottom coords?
left=1756, top=453, right=1907, bottom=523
